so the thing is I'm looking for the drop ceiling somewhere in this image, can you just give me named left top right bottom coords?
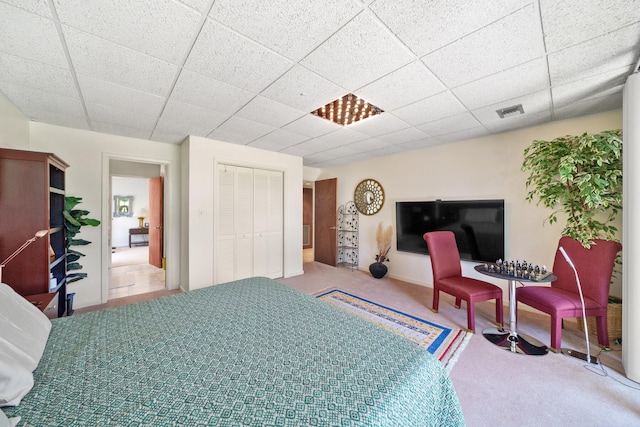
left=1, top=0, right=638, bottom=168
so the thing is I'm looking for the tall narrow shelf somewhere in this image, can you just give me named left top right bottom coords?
left=337, top=201, right=359, bottom=270
left=0, top=148, right=68, bottom=317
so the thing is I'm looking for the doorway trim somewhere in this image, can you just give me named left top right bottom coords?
left=101, top=153, right=173, bottom=304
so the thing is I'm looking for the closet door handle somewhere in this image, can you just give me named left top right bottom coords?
left=329, top=226, right=337, bottom=230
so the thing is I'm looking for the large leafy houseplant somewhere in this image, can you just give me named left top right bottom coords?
left=63, top=196, right=100, bottom=284
left=521, top=129, right=622, bottom=248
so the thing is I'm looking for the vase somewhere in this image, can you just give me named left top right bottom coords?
left=369, top=262, right=388, bottom=279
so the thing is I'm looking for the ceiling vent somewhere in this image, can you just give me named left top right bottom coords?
left=496, top=104, right=524, bottom=119
left=311, top=93, right=383, bottom=126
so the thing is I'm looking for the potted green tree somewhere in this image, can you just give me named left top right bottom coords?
left=63, top=196, right=101, bottom=284
left=521, top=129, right=623, bottom=340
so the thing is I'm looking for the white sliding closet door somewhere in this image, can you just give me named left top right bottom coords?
left=253, top=169, right=284, bottom=278
left=216, top=164, right=283, bottom=284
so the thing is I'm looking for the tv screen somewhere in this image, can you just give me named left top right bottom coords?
left=396, top=199, right=505, bottom=262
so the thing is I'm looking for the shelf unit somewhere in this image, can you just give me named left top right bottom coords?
left=0, top=148, right=68, bottom=317
left=337, top=201, right=359, bottom=270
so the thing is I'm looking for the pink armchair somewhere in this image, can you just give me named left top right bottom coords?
left=423, top=231, right=503, bottom=332
left=516, top=237, right=622, bottom=351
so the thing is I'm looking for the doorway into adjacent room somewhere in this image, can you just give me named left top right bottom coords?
left=108, top=162, right=165, bottom=300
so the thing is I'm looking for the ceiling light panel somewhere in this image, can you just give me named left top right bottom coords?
left=311, top=93, right=383, bottom=126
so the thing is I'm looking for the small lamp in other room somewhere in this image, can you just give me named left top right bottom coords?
left=0, top=229, right=49, bottom=284
left=137, top=208, right=149, bottom=228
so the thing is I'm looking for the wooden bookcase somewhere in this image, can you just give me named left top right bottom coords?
left=0, top=148, right=68, bottom=317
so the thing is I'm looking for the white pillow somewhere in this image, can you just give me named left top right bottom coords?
left=0, top=354, right=33, bottom=407
left=0, top=283, right=51, bottom=372
left=1, top=407, right=21, bottom=427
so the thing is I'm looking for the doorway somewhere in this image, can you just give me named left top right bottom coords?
left=108, top=162, right=165, bottom=300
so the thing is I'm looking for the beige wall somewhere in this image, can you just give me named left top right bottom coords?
left=28, top=122, right=182, bottom=308
left=319, top=110, right=623, bottom=299
left=181, top=136, right=304, bottom=291
left=0, top=91, right=29, bottom=149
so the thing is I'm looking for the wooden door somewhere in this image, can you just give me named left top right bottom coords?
left=314, top=178, right=337, bottom=266
left=148, top=176, right=163, bottom=268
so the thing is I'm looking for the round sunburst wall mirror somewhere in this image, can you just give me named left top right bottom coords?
left=354, top=179, right=384, bottom=215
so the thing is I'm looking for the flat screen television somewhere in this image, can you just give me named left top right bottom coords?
left=396, top=199, right=505, bottom=262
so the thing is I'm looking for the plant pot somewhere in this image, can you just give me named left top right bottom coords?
left=369, top=262, right=388, bottom=279
left=576, top=302, right=622, bottom=342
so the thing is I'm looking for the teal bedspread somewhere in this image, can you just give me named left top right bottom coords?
left=6, top=277, right=464, bottom=426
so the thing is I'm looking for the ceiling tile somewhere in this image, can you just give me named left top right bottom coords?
left=281, top=114, right=341, bottom=138
left=436, top=127, right=490, bottom=144
left=453, top=58, right=549, bottom=110
left=207, top=116, right=276, bottom=144
left=552, top=67, right=629, bottom=108
left=343, top=138, right=393, bottom=153
left=85, top=101, right=158, bottom=133
left=393, top=138, right=440, bottom=151
left=171, top=69, right=255, bottom=114
left=149, top=130, right=188, bottom=144
left=1, top=0, right=52, bottom=18
left=279, top=143, right=317, bottom=157
left=315, top=145, right=362, bottom=160
left=25, top=108, right=90, bottom=130
left=235, top=96, right=305, bottom=127
left=78, top=75, right=165, bottom=118
left=370, top=0, right=530, bottom=57
left=175, top=0, right=211, bottom=13
left=312, top=128, right=369, bottom=149
left=376, top=126, right=429, bottom=145
left=392, top=91, right=467, bottom=126
left=0, top=2, right=67, bottom=67
left=554, top=92, right=623, bottom=121
left=210, top=0, right=362, bottom=61
left=301, top=12, right=415, bottom=90
left=64, top=26, right=178, bottom=97
left=547, top=23, right=640, bottom=86
left=184, top=19, right=293, bottom=92
left=155, top=99, right=230, bottom=138
left=54, top=0, right=202, bottom=64
left=417, top=112, right=482, bottom=137
left=92, top=121, right=153, bottom=140
left=472, top=90, right=552, bottom=127
left=421, top=4, right=543, bottom=87
left=540, top=0, right=640, bottom=52
left=355, top=60, right=446, bottom=111
left=260, top=65, right=346, bottom=112
left=345, top=113, right=410, bottom=137
left=1, top=82, right=85, bottom=121
left=0, top=52, right=77, bottom=97
left=248, top=129, right=309, bottom=151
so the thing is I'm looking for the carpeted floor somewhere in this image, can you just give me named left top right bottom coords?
left=278, top=261, right=640, bottom=427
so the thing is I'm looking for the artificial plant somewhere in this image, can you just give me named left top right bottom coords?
left=374, top=222, right=393, bottom=264
left=521, top=129, right=622, bottom=248
left=63, top=196, right=101, bottom=284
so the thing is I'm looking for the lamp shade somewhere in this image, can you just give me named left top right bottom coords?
left=137, top=208, right=149, bottom=218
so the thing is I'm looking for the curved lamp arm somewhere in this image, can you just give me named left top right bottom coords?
left=0, top=229, right=49, bottom=284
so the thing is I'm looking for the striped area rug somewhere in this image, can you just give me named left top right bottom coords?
left=316, top=289, right=471, bottom=373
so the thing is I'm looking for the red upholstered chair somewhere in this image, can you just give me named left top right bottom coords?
left=516, top=237, right=622, bottom=351
left=423, top=231, right=503, bottom=332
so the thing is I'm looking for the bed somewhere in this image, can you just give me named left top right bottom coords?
left=1, top=277, right=464, bottom=426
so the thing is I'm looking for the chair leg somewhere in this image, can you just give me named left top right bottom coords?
left=550, top=316, right=563, bottom=351
left=495, top=296, right=504, bottom=327
left=467, top=300, right=475, bottom=332
left=455, top=297, right=462, bottom=309
left=432, top=289, right=439, bottom=313
left=595, top=315, right=610, bottom=348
